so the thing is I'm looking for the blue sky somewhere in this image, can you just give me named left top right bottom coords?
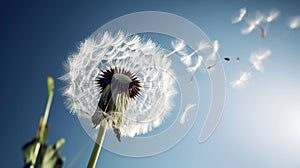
left=1, top=0, right=300, bottom=167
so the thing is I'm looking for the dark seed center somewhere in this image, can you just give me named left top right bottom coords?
left=95, top=67, right=141, bottom=99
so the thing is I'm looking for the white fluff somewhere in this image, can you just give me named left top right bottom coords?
left=179, top=104, right=196, bottom=124
left=249, top=49, right=271, bottom=73
left=230, top=72, right=251, bottom=89
left=288, top=16, right=300, bottom=29
left=61, top=31, right=177, bottom=137
left=232, top=7, right=247, bottom=24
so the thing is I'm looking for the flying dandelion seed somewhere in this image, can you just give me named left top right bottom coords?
left=266, top=9, right=280, bottom=23
left=223, top=57, right=230, bottom=61
left=206, top=40, right=219, bottom=61
left=180, top=104, right=197, bottom=124
left=239, top=8, right=279, bottom=38
left=207, top=57, right=231, bottom=70
left=197, top=40, right=211, bottom=51
left=180, top=52, right=193, bottom=67
left=231, top=48, right=270, bottom=90
left=179, top=40, right=211, bottom=67
left=232, top=7, right=247, bottom=24
left=187, top=56, right=203, bottom=83
left=241, top=11, right=265, bottom=35
left=261, top=9, right=279, bottom=38
left=249, top=49, right=271, bottom=73
left=164, top=40, right=186, bottom=57
left=230, top=71, right=251, bottom=89
left=61, top=31, right=177, bottom=141
left=177, top=39, right=211, bottom=84
left=287, top=16, right=300, bottom=29
left=187, top=56, right=203, bottom=73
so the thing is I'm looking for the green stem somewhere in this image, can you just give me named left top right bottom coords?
left=43, top=76, right=54, bottom=125
left=31, top=77, right=55, bottom=167
left=87, top=120, right=108, bottom=168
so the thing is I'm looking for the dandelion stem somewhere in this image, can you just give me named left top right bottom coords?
left=87, top=120, right=108, bottom=168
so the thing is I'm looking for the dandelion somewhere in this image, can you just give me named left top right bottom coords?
left=287, top=16, right=300, bottom=29
left=61, top=31, right=176, bottom=167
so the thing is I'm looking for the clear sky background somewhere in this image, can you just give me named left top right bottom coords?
left=1, top=0, right=300, bottom=167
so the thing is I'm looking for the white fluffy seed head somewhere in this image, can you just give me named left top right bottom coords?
left=61, top=31, right=177, bottom=137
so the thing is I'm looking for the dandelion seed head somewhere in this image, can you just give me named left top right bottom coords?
left=61, top=31, right=177, bottom=137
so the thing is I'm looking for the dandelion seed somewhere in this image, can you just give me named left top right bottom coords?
left=230, top=72, right=251, bottom=89
left=232, top=7, right=247, bottom=24
left=223, top=57, right=230, bottom=61
left=189, top=76, right=194, bottom=83
left=249, top=49, right=271, bottom=73
left=179, top=104, right=197, bottom=124
left=241, top=11, right=265, bottom=34
left=266, top=9, right=280, bottom=23
left=187, top=56, right=203, bottom=73
left=287, top=16, right=300, bottom=29
left=186, top=55, right=204, bottom=83
left=180, top=53, right=193, bottom=67
left=207, top=57, right=230, bottom=70
left=179, top=40, right=210, bottom=67
left=164, top=40, right=186, bottom=57
left=172, top=39, right=186, bottom=51
left=261, top=28, right=267, bottom=38
left=197, top=40, right=211, bottom=51
left=206, top=40, right=219, bottom=61
left=206, top=64, right=215, bottom=70
left=239, top=9, right=279, bottom=38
